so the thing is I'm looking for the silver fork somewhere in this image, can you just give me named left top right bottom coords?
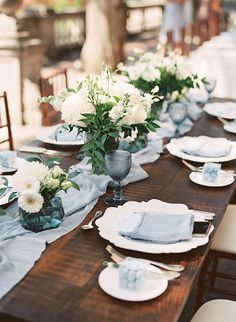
left=217, top=117, right=230, bottom=125
left=110, top=253, right=181, bottom=280
left=106, top=245, right=185, bottom=272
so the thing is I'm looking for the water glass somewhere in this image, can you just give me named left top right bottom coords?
left=168, top=102, right=187, bottom=137
left=104, top=150, right=132, bottom=207
left=205, top=77, right=217, bottom=100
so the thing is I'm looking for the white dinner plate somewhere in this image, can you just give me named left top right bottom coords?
left=0, top=186, right=17, bottom=206
left=204, top=102, right=236, bottom=119
left=224, top=123, right=236, bottom=134
left=36, top=125, right=84, bottom=146
left=189, top=172, right=234, bottom=187
left=0, top=157, right=26, bottom=174
left=98, top=266, right=168, bottom=301
left=166, top=136, right=236, bottom=163
left=96, top=199, right=214, bottom=254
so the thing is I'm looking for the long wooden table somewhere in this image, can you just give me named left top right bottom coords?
left=0, top=111, right=236, bottom=322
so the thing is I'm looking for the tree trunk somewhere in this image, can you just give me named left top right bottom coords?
left=81, top=0, right=126, bottom=73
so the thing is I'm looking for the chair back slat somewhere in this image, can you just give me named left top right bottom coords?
left=39, top=69, right=68, bottom=126
left=0, top=92, right=14, bottom=150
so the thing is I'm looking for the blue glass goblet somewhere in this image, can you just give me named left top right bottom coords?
left=205, top=77, right=217, bottom=101
left=168, top=102, right=188, bottom=137
left=104, top=150, right=132, bottom=207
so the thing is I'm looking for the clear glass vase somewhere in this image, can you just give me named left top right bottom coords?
left=119, top=133, right=148, bottom=153
left=84, top=133, right=119, bottom=175
left=19, top=196, right=65, bottom=232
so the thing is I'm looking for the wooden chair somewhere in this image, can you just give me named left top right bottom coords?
left=0, top=91, right=14, bottom=150
left=197, top=204, right=236, bottom=304
left=191, top=299, right=236, bottom=322
left=39, top=69, right=68, bottom=126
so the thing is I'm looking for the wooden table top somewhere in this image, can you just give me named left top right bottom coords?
left=0, top=111, right=236, bottom=322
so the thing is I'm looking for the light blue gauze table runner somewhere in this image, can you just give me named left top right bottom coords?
left=0, top=138, right=162, bottom=300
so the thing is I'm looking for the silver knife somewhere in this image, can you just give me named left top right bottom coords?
left=19, top=146, right=72, bottom=157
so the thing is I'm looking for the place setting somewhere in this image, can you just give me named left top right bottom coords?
left=0, top=150, right=26, bottom=175
left=35, top=124, right=84, bottom=146
left=99, top=245, right=171, bottom=302
left=166, top=135, right=236, bottom=163
left=166, top=135, right=236, bottom=188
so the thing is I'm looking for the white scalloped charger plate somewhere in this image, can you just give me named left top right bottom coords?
left=36, top=125, right=84, bottom=146
left=98, top=266, right=168, bottom=301
left=166, top=136, right=236, bottom=163
left=204, top=102, right=236, bottom=119
left=224, top=123, right=236, bottom=134
left=96, top=199, right=214, bottom=254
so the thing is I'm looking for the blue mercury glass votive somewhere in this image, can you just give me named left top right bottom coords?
left=119, top=258, right=148, bottom=290
left=202, top=163, right=221, bottom=182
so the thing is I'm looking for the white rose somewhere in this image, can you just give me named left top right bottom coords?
left=52, top=165, right=64, bottom=178
left=61, top=180, right=73, bottom=190
left=46, top=178, right=60, bottom=189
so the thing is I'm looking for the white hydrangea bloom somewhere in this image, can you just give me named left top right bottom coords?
left=142, top=65, right=161, bottom=82
left=61, top=90, right=95, bottom=127
left=111, top=81, right=140, bottom=98
left=122, top=104, right=148, bottom=125
left=127, top=65, right=144, bottom=81
left=18, top=192, right=44, bottom=213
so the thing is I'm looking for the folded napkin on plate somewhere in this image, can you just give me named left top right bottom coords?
left=117, top=212, right=194, bottom=244
left=181, top=137, right=232, bottom=158
left=49, top=127, right=82, bottom=141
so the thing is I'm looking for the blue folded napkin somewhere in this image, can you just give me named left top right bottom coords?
left=117, top=212, right=194, bottom=244
left=0, top=151, right=17, bottom=168
left=49, top=127, right=82, bottom=142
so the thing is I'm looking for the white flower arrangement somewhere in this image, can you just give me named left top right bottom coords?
left=10, top=161, right=80, bottom=213
left=39, top=67, right=159, bottom=174
left=118, top=49, right=204, bottom=103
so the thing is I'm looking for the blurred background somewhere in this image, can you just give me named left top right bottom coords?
left=0, top=0, right=235, bottom=145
